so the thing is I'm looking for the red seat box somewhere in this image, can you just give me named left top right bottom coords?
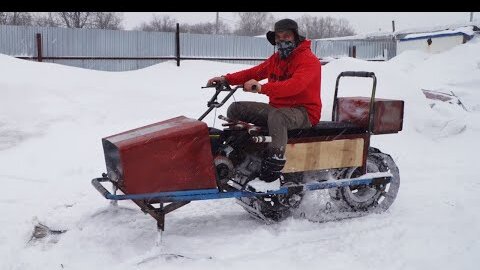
left=337, top=97, right=404, bottom=134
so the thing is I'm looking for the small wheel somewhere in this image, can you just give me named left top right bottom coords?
left=237, top=180, right=304, bottom=222
left=214, top=155, right=235, bottom=191
left=329, top=148, right=400, bottom=212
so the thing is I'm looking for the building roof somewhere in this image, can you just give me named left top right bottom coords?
left=400, top=26, right=475, bottom=41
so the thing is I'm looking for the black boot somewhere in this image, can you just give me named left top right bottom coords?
left=259, top=155, right=286, bottom=182
left=247, top=150, right=286, bottom=192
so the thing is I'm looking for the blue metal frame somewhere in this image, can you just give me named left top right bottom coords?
left=92, top=174, right=392, bottom=203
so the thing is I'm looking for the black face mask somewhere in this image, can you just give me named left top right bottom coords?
left=276, top=40, right=295, bottom=59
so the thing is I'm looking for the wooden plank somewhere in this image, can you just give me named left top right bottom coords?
left=283, top=138, right=364, bottom=173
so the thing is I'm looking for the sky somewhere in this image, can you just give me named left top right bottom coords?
left=122, top=12, right=477, bottom=34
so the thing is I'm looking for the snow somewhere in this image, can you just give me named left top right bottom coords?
left=1, top=36, right=480, bottom=269
left=351, top=171, right=393, bottom=180
left=247, top=178, right=281, bottom=193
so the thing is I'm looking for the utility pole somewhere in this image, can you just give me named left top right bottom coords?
left=215, top=12, right=219, bottom=34
left=392, top=20, right=396, bottom=32
left=470, top=12, right=474, bottom=22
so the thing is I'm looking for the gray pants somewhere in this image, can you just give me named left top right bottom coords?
left=227, top=101, right=312, bottom=156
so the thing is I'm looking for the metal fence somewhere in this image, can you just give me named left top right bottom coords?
left=314, top=39, right=396, bottom=60
left=0, top=24, right=396, bottom=71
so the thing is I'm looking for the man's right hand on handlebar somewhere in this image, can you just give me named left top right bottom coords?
left=206, top=76, right=227, bottom=87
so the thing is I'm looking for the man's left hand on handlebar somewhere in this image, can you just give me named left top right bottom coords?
left=243, top=79, right=262, bottom=93
left=206, top=76, right=227, bottom=87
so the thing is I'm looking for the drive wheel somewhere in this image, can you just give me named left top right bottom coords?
left=237, top=177, right=304, bottom=222
left=329, top=147, right=400, bottom=212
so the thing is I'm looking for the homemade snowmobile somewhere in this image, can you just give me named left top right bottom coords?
left=92, top=71, right=404, bottom=231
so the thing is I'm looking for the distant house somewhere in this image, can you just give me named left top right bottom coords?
left=396, top=25, right=479, bottom=54
left=315, top=21, right=479, bottom=61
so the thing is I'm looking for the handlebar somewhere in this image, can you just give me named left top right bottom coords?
left=198, top=82, right=242, bottom=121
left=198, top=81, right=260, bottom=121
left=201, top=82, right=232, bottom=92
left=338, top=71, right=375, bottom=78
left=202, top=81, right=246, bottom=92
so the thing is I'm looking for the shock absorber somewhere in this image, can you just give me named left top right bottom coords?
left=251, top=136, right=272, bottom=143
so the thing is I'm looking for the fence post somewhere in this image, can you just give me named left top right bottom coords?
left=352, top=45, right=356, bottom=58
left=175, top=23, right=180, bottom=67
left=36, top=33, right=43, bottom=62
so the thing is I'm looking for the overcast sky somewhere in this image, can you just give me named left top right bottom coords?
left=122, top=12, right=477, bottom=34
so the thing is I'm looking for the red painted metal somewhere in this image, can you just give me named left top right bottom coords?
left=337, top=97, right=404, bottom=134
left=421, top=89, right=454, bottom=102
left=103, top=116, right=217, bottom=194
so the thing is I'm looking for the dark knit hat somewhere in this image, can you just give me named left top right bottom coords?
left=266, top=18, right=306, bottom=45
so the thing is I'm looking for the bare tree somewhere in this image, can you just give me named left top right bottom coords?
left=32, top=12, right=61, bottom=27
left=32, top=12, right=123, bottom=29
left=0, top=12, right=33, bottom=26
left=56, top=12, right=93, bottom=28
left=92, top=12, right=123, bottom=30
left=234, top=12, right=275, bottom=36
left=333, top=18, right=356, bottom=37
left=135, top=14, right=177, bottom=32
left=183, top=21, right=230, bottom=34
left=298, top=15, right=355, bottom=39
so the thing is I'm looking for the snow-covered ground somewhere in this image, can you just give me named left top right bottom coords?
left=1, top=37, right=480, bottom=270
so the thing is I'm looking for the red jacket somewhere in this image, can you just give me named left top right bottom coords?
left=224, top=39, right=321, bottom=125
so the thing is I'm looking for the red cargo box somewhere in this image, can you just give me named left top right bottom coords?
left=337, top=97, right=404, bottom=134
left=102, top=116, right=217, bottom=194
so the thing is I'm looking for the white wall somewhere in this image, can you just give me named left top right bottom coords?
left=397, top=34, right=465, bottom=55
